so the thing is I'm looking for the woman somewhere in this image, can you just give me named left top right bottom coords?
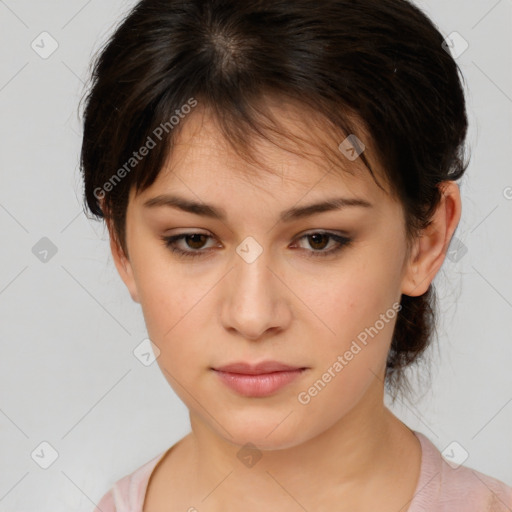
left=81, top=0, right=512, bottom=510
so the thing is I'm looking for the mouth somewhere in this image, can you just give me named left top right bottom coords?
left=211, top=361, right=309, bottom=397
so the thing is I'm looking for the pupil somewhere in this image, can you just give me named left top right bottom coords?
left=188, top=234, right=206, bottom=249
left=309, top=234, right=328, bottom=250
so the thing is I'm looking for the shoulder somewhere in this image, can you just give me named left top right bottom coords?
left=410, top=431, right=512, bottom=512
left=93, top=489, right=115, bottom=512
left=92, top=450, right=168, bottom=512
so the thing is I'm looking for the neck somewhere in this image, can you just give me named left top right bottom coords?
left=182, top=378, right=414, bottom=510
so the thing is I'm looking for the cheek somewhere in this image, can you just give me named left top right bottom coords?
left=132, top=256, right=195, bottom=344
left=303, top=261, right=398, bottom=343
left=294, top=255, right=402, bottom=401
left=132, top=259, right=219, bottom=381
left=295, top=277, right=397, bottom=422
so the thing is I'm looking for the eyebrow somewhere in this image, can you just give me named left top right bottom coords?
left=143, top=194, right=373, bottom=222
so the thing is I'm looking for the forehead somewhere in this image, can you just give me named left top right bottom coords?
left=135, top=98, right=391, bottom=206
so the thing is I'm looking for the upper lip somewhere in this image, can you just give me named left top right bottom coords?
left=213, top=361, right=306, bottom=375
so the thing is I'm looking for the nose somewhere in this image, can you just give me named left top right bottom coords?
left=220, top=249, right=292, bottom=341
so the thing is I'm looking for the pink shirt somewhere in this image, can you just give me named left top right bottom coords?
left=93, top=430, right=512, bottom=511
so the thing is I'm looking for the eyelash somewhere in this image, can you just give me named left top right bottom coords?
left=161, top=231, right=352, bottom=259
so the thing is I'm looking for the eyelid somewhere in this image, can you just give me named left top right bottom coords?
left=297, top=228, right=351, bottom=238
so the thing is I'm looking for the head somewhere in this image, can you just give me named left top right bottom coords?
left=80, top=0, right=468, bottom=448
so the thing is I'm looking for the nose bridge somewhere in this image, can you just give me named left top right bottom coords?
left=221, top=239, right=288, bottom=339
left=241, top=242, right=272, bottom=283
left=232, top=240, right=276, bottom=308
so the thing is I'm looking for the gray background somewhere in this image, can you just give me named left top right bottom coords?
left=0, top=0, right=511, bottom=510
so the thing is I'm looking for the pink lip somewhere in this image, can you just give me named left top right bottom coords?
left=212, top=361, right=308, bottom=397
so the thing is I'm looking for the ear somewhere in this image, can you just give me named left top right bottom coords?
left=105, top=216, right=140, bottom=304
left=401, top=181, right=462, bottom=297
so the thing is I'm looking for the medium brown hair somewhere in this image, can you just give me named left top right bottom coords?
left=80, top=0, right=469, bottom=402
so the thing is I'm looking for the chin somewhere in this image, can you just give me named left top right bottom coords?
left=215, top=411, right=314, bottom=452
left=225, top=430, right=305, bottom=452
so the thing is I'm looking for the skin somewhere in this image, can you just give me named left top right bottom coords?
left=106, top=100, right=461, bottom=512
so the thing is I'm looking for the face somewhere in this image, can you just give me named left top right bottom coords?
left=111, top=102, right=419, bottom=451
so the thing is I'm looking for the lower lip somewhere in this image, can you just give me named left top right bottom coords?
left=213, top=369, right=306, bottom=397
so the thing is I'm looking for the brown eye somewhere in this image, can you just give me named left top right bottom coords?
left=184, top=234, right=209, bottom=250
left=161, top=232, right=217, bottom=259
left=293, top=231, right=352, bottom=258
left=306, top=233, right=330, bottom=250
